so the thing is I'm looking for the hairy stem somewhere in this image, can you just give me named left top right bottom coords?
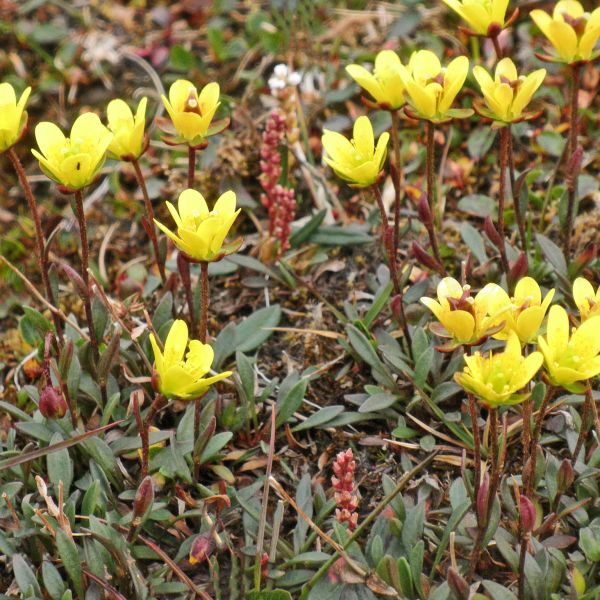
left=468, top=393, right=481, bottom=508
left=177, top=255, right=197, bottom=335
left=425, top=121, right=444, bottom=268
left=131, top=158, right=167, bottom=284
left=498, top=127, right=510, bottom=279
left=8, top=148, right=63, bottom=337
left=563, top=63, right=581, bottom=261
left=574, top=381, right=593, bottom=460
left=508, top=126, right=527, bottom=251
left=73, top=190, right=104, bottom=403
left=188, top=145, right=196, bottom=189
left=390, top=110, right=404, bottom=253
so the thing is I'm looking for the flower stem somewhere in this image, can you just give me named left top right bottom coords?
left=467, top=393, right=481, bottom=510
left=491, top=35, right=503, bottom=60
left=390, top=110, right=404, bottom=253
left=138, top=393, right=167, bottom=479
left=131, top=158, right=167, bottom=284
left=563, top=63, right=581, bottom=261
left=188, top=145, right=196, bottom=189
left=370, top=185, right=400, bottom=293
left=498, top=127, right=510, bottom=279
left=73, top=190, right=104, bottom=402
left=574, top=381, right=593, bottom=460
left=525, top=384, right=555, bottom=498
left=507, top=126, right=527, bottom=251
left=177, top=254, right=197, bottom=335
left=8, top=148, right=63, bottom=338
left=199, top=261, right=209, bottom=343
left=425, top=121, right=444, bottom=268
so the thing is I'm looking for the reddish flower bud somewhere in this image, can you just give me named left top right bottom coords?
left=557, top=458, right=575, bottom=494
left=476, top=472, right=490, bottom=522
left=132, top=476, right=154, bottom=523
left=39, top=386, right=68, bottom=419
left=509, top=251, right=529, bottom=282
left=412, top=242, right=444, bottom=274
left=519, top=495, right=536, bottom=533
left=417, top=193, right=433, bottom=226
left=390, top=294, right=403, bottom=322
left=484, top=216, right=503, bottom=248
left=189, top=534, right=213, bottom=565
left=574, top=245, right=597, bottom=268
left=447, top=567, right=469, bottom=600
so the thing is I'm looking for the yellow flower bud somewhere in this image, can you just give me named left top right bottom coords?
left=154, top=189, right=241, bottom=263
left=443, top=0, right=511, bottom=36
left=481, top=277, right=555, bottom=344
left=398, top=50, right=472, bottom=122
left=420, top=277, right=502, bottom=346
left=321, top=116, right=389, bottom=188
left=161, top=79, right=220, bottom=145
left=455, top=331, right=543, bottom=407
left=531, top=1, right=600, bottom=64
left=538, top=305, right=600, bottom=392
left=346, top=50, right=405, bottom=110
left=0, top=82, right=31, bottom=152
left=31, top=113, right=112, bottom=191
left=573, top=277, right=600, bottom=321
left=149, top=319, right=232, bottom=400
left=106, top=97, right=147, bottom=160
left=473, top=58, right=546, bottom=124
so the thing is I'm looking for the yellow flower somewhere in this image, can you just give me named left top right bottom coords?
left=443, top=0, right=511, bottom=36
left=573, top=277, right=600, bottom=321
left=0, top=83, right=31, bottom=152
left=149, top=319, right=232, bottom=400
left=538, top=305, right=600, bottom=392
left=473, top=58, right=546, bottom=124
left=31, top=113, right=112, bottom=191
left=321, top=116, right=389, bottom=188
left=154, top=189, right=241, bottom=262
left=531, top=1, right=600, bottom=64
left=397, top=50, right=472, bottom=122
left=106, top=97, right=147, bottom=160
left=481, top=277, right=555, bottom=344
left=345, top=50, right=405, bottom=110
left=161, top=80, right=220, bottom=145
left=420, top=277, right=502, bottom=346
left=455, top=331, right=543, bottom=407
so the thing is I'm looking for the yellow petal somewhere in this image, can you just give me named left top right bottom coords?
left=178, top=189, right=209, bottom=223
left=461, top=2, right=492, bottom=34
left=553, top=0, right=584, bottom=20
left=514, top=277, right=542, bottom=306
left=438, top=56, right=469, bottom=116
left=35, top=121, right=66, bottom=157
left=516, top=306, right=545, bottom=343
left=213, top=190, right=237, bottom=215
left=373, top=132, right=390, bottom=171
left=198, top=82, right=220, bottom=119
left=107, top=99, right=134, bottom=130
left=321, top=130, right=355, bottom=164
left=437, top=277, right=464, bottom=303
left=491, top=0, right=509, bottom=25
left=548, top=20, right=578, bottom=62
left=169, top=79, right=196, bottom=111
left=346, top=65, right=384, bottom=105
left=511, top=69, right=546, bottom=118
left=353, top=116, right=374, bottom=158
left=578, top=23, right=600, bottom=60
left=149, top=333, right=164, bottom=374
left=495, top=58, right=518, bottom=82
left=0, top=82, right=16, bottom=105
left=410, top=50, right=441, bottom=81
left=164, top=319, right=189, bottom=366
left=473, top=65, right=494, bottom=91
left=547, top=305, right=569, bottom=355
left=186, top=340, right=214, bottom=375
left=570, top=316, right=600, bottom=359
left=573, top=277, right=595, bottom=317
left=440, top=310, right=475, bottom=342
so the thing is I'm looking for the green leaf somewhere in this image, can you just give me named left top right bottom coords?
left=482, top=581, right=518, bottom=600
left=457, top=194, right=496, bottom=218
left=199, top=432, right=233, bottom=463
left=292, top=405, right=345, bottom=431
left=42, top=560, right=66, bottom=600
left=537, top=131, right=566, bottom=157
left=47, top=433, right=73, bottom=496
left=460, top=223, right=487, bottom=265
left=19, top=306, right=52, bottom=345
left=311, top=225, right=373, bottom=246
left=235, top=305, right=282, bottom=353
left=56, top=529, right=85, bottom=599
left=467, top=127, right=496, bottom=160
left=536, top=233, right=567, bottom=277
left=276, top=378, right=308, bottom=426
left=246, top=591, right=293, bottom=600
left=12, top=554, right=42, bottom=598
left=289, top=209, right=327, bottom=247
left=364, top=281, right=393, bottom=329
left=359, top=393, right=398, bottom=413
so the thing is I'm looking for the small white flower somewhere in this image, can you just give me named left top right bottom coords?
left=274, top=64, right=289, bottom=78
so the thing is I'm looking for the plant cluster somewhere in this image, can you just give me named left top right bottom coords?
left=1, top=1, right=600, bottom=600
